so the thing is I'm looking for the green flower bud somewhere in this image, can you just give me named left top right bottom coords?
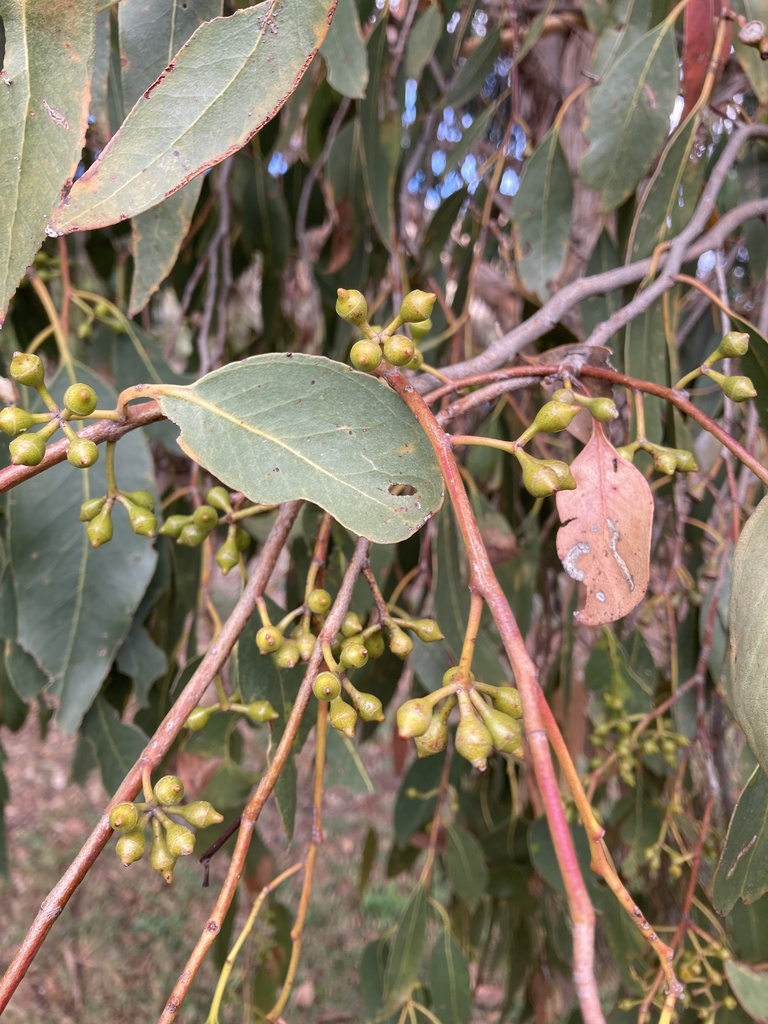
left=651, top=448, right=677, bottom=476
left=720, top=374, right=757, bottom=402
left=585, top=397, right=619, bottom=422
left=159, top=514, right=191, bottom=539
left=480, top=705, right=524, bottom=757
left=10, top=352, right=45, bottom=388
left=405, top=349, right=424, bottom=371
left=9, top=432, right=47, bottom=466
left=80, top=496, right=107, bottom=522
left=717, top=331, right=749, bottom=358
left=175, top=800, right=224, bottom=828
left=528, top=400, right=581, bottom=435
left=414, top=714, right=449, bottom=758
left=234, top=526, right=251, bottom=551
left=256, top=625, right=283, bottom=653
left=63, top=383, right=98, bottom=416
left=348, top=688, right=384, bottom=722
left=241, top=700, right=279, bottom=723
left=341, top=612, right=364, bottom=637
left=215, top=537, right=240, bottom=575
left=399, top=290, right=436, bottom=323
left=307, top=588, right=332, bottom=614
left=87, top=506, right=114, bottom=548
left=185, top=704, right=217, bottom=731
left=389, top=625, right=414, bottom=659
left=149, top=825, right=177, bottom=883
left=396, top=698, right=433, bottom=738
left=275, top=642, right=301, bottom=669
left=455, top=713, right=493, bottom=770
left=409, top=619, right=444, bottom=643
left=116, top=828, right=146, bottom=866
left=350, top=340, right=383, bottom=373
left=364, top=630, right=386, bottom=659
left=616, top=444, right=636, bottom=463
left=0, top=407, right=35, bottom=435
left=206, top=486, right=232, bottom=512
left=336, top=288, right=369, bottom=326
left=313, top=671, right=342, bottom=701
left=67, top=437, right=99, bottom=468
left=674, top=448, right=698, bottom=473
left=125, top=501, right=157, bottom=537
left=121, top=490, right=155, bottom=510
left=383, top=334, right=416, bottom=367
left=177, top=522, right=208, bottom=546
left=340, top=640, right=369, bottom=671
left=329, top=697, right=358, bottom=737
left=154, top=775, right=185, bottom=806
left=164, top=822, right=196, bottom=858
left=516, top=449, right=575, bottom=497
left=192, top=504, right=219, bottom=531
left=296, top=632, right=317, bottom=661
left=551, top=388, right=576, bottom=405
left=490, top=686, right=523, bottom=719
left=110, top=802, right=140, bottom=833
left=409, top=318, right=432, bottom=342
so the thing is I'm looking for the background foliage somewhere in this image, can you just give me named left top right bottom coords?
left=1, top=0, right=768, bottom=1022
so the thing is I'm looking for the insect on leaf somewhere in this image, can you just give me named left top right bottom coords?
left=556, top=422, right=653, bottom=625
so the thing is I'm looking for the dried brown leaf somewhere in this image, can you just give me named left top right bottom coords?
left=556, top=422, right=653, bottom=625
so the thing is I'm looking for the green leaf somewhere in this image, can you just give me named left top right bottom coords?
left=49, top=0, right=337, bottom=233
left=445, top=823, right=489, bottom=911
left=728, top=495, right=768, bottom=778
left=580, top=16, right=679, bottom=212
left=4, top=639, right=48, bottom=701
left=325, top=727, right=375, bottom=793
left=359, top=17, right=400, bottom=251
left=383, top=882, right=428, bottom=1002
left=445, top=27, right=501, bottom=108
left=514, top=125, right=573, bottom=301
left=627, top=112, right=706, bottom=261
left=116, top=623, right=167, bottom=706
left=152, top=354, right=443, bottom=544
left=80, top=696, right=148, bottom=796
left=725, top=960, right=768, bottom=1023
left=8, top=366, right=157, bottom=731
left=320, top=0, right=368, bottom=98
left=394, top=753, right=446, bottom=846
left=0, top=1, right=96, bottom=323
left=714, top=768, right=768, bottom=914
left=359, top=827, right=378, bottom=896
left=405, top=5, right=443, bottom=82
left=0, top=654, right=28, bottom=731
left=428, top=927, right=471, bottom=1024
left=623, top=299, right=670, bottom=444
left=581, top=231, right=622, bottom=336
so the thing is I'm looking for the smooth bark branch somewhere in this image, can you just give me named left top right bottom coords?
left=0, top=500, right=302, bottom=1014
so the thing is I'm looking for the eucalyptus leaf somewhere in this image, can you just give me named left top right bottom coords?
left=445, top=823, right=489, bottom=911
left=152, top=354, right=443, bottom=544
left=359, top=17, right=400, bottom=251
left=383, top=882, right=428, bottom=1002
left=49, top=0, right=337, bottom=233
left=80, top=696, right=148, bottom=796
left=714, top=767, right=768, bottom=914
left=0, top=1, right=96, bottom=323
left=320, top=0, right=368, bottom=99
left=725, top=960, right=768, bottom=1023
left=428, top=927, right=471, bottom=1024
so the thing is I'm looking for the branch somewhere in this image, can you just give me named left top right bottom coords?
left=0, top=500, right=302, bottom=1014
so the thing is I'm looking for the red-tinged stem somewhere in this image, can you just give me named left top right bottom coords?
left=382, top=369, right=605, bottom=1024
left=0, top=501, right=302, bottom=1014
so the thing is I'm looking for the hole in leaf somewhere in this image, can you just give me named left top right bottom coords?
left=388, top=483, right=417, bottom=496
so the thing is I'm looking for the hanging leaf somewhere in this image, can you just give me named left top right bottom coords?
left=383, top=882, right=428, bottom=1002
left=405, top=5, right=443, bottom=82
left=713, top=768, right=768, bottom=914
left=320, top=0, right=368, bottom=99
left=580, top=17, right=679, bottom=212
left=48, top=0, right=337, bottom=234
left=514, top=124, right=573, bottom=301
left=727, top=495, right=768, bottom=777
left=8, top=366, right=158, bottom=731
left=428, top=927, right=472, bottom=1024
left=724, top=960, right=768, bottom=1023
left=359, top=17, right=400, bottom=251
left=556, top=422, right=653, bottom=626
left=80, top=696, right=149, bottom=796
left=150, top=354, right=443, bottom=544
left=0, top=2, right=96, bottom=324
left=445, top=823, right=489, bottom=911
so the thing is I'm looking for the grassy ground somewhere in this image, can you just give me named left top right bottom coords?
left=1, top=709, right=411, bottom=1023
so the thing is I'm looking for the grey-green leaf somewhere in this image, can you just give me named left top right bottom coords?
left=580, top=17, right=679, bottom=212
left=514, top=125, right=573, bottom=301
left=428, top=927, right=471, bottom=1024
left=320, top=0, right=368, bottom=98
left=383, top=882, right=428, bottom=1002
left=359, top=17, right=400, bottom=251
left=728, top=494, right=768, bottom=778
left=8, top=366, right=157, bottom=732
left=80, top=696, right=148, bottom=796
left=0, top=1, right=96, bottom=324
left=445, top=823, right=489, bottom=911
left=713, top=768, right=768, bottom=914
left=48, top=0, right=337, bottom=233
left=724, top=960, right=768, bottom=1023
left=152, top=354, right=443, bottom=544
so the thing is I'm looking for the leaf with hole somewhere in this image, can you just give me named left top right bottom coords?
left=150, top=354, right=443, bottom=544
left=556, top=422, right=653, bottom=625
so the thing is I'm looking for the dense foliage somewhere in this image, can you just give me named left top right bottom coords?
left=1, top=1, right=768, bottom=1022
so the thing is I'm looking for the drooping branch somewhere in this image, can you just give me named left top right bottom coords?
left=0, top=500, right=302, bottom=1014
